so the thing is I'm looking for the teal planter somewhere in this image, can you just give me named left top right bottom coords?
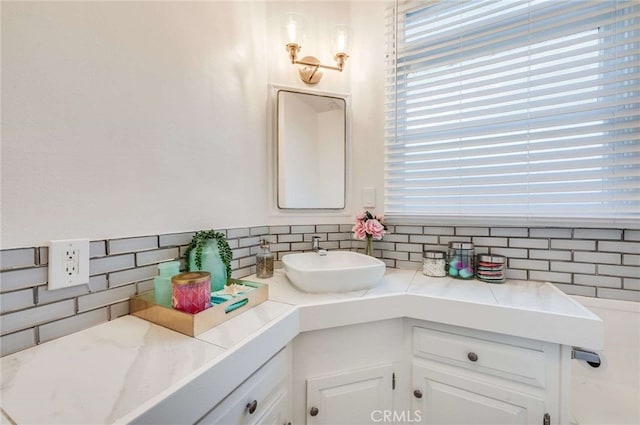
left=189, top=240, right=227, bottom=292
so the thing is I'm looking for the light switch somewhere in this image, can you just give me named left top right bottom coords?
left=363, top=187, right=376, bottom=208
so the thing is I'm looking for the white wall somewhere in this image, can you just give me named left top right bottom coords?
left=1, top=1, right=389, bottom=249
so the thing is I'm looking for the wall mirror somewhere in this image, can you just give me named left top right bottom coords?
left=277, top=89, right=346, bottom=209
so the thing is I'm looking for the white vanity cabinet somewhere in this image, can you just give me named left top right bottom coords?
left=410, top=322, right=563, bottom=425
left=306, top=363, right=395, bottom=425
left=197, top=344, right=292, bottom=425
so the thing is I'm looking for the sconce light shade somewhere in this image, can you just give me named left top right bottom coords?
left=282, top=13, right=306, bottom=45
left=282, top=14, right=350, bottom=85
left=332, top=24, right=350, bottom=54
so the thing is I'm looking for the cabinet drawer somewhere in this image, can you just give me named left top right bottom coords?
left=413, top=327, right=546, bottom=388
left=197, top=345, right=291, bottom=424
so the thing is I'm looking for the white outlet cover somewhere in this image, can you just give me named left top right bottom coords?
left=48, top=239, right=90, bottom=290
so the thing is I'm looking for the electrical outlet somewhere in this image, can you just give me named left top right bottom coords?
left=48, top=239, right=90, bottom=290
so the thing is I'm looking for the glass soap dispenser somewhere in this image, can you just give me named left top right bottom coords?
left=256, top=239, right=274, bottom=278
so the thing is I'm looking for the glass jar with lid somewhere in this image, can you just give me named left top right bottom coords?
left=476, top=254, right=506, bottom=283
left=447, top=242, right=475, bottom=279
left=423, top=250, right=447, bottom=277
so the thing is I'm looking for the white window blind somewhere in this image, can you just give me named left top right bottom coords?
left=385, top=0, right=640, bottom=221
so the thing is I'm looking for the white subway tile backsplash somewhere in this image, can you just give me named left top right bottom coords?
left=370, top=241, right=394, bottom=251
left=159, top=232, right=195, bottom=247
left=0, top=248, right=35, bottom=270
left=490, top=247, right=529, bottom=259
left=269, top=226, right=290, bottom=235
left=510, top=238, right=549, bottom=249
left=472, top=237, right=508, bottom=247
left=225, top=228, right=249, bottom=239
left=554, top=283, right=596, bottom=297
left=328, top=233, right=349, bottom=241
left=136, top=279, right=154, bottom=294
left=1, top=329, right=36, bottom=357
left=0, top=289, right=35, bottom=314
left=510, top=259, right=549, bottom=271
left=239, top=257, right=256, bottom=268
left=381, top=258, right=396, bottom=268
left=529, top=249, right=572, bottom=261
left=624, top=278, right=640, bottom=291
left=291, top=242, right=314, bottom=251
left=439, top=236, right=472, bottom=245
left=278, top=234, right=303, bottom=243
left=597, top=287, right=640, bottom=302
left=395, top=260, right=421, bottom=270
left=90, top=255, right=135, bottom=276
left=505, top=269, right=528, bottom=280
left=574, top=228, right=622, bottom=240
left=38, top=247, right=48, bottom=266
left=316, top=225, right=339, bottom=233
left=383, top=251, right=409, bottom=260
left=340, top=224, right=354, bottom=233
left=551, top=261, right=595, bottom=274
left=384, top=234, right=409, bottom=243
left=291, top=225, right=315, bottom=234
left=0, top=267, right=48, bottom=292
left=395, top=226, right=423, bottom=234
left=239, top=236, right=261, bottom=247
left=38, top=308, right=108, bottom=343
left=574, top=274, right=621, bottom=288
left=597, top=264, right=640, bottom=278
left=250, top=226, right=269, bottom=236
left=110, top=301, right=130, bottom=319
left=88, top=275, right=108, bottom=292
left=423, top=226, right=455, bottom=235
left=109, top=265, right=157, bottom=288
left=231, top=248, right=250, bottom=259
left=550, top=239, right=595, bottom=251
left=108, top=236, right=158, bottom=254
left=340, top=241, right=352, bottom=249
left=599, top=241, right=640, bottom=254
left=491, top=227, right=528, bottom=237
left=624, top=230, right=640, bottom=241
left=529, top=228, right=573, bottom=238
left=409, top=235, right=438, bottom=244
left=77, top=284, right=136, bottom=313
left=304, top=234, right=327, bottom=242
left=529, top=270, right=572, bottom=283
left=37, top=284, right=89, bottom=305
left=270, top=243, right=291, bottom=252
left=1, top=299, right=75, bottom=335
left=136, top=248, right=179, bottom=266
left=90, top=241, right=107, bottom=258
left=456, top=227, right=489, bottom=236
left=395, top=243, right=423, bottom=253
left=574, top=251, right=621, bottom=265
left=623, top=254, right=640, bottom=266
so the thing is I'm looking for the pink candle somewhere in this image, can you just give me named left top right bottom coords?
left=172, top=272, right=211, bottom=314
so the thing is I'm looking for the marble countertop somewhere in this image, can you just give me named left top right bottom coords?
left=0, top=269, right=603, bottom=424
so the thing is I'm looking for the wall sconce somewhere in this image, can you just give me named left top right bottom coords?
left=283, top=13, right=350, bottom=85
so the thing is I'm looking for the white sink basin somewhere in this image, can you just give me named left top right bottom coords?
left=282, top=251, right=385, bottom=293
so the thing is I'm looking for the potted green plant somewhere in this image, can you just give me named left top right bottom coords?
left=183, top=230, right=233, bottom=292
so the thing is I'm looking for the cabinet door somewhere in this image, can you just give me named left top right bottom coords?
left=306, top=363, right=394, bottom=425
left=254, top=385, right=291, bottom=425
left=412, top=362, right=545, bottom=425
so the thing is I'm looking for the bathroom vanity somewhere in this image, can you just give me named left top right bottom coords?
left=0, top=270, right=602, bottom=425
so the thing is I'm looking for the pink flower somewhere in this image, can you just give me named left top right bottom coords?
left=364, top=219, right=386, bottom=240
left=352, top=221, right=367, bottom=240
left=356, top=211, right=367, bottom=221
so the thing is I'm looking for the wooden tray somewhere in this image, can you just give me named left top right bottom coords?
left=130, top=280, right=268, bottom=337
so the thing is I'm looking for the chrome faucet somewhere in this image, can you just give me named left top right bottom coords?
left=311, top=236, right=321, bottom=252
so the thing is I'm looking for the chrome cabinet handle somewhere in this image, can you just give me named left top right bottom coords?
left=468, top=352, right=478, bottom=362
left=246, top=400, right=258, bottom=414
left=414, top=389, right=423, bottom=398
left=309, top=406, right=319, bottom=416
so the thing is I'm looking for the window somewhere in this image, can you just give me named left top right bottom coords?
left=385, top=0, right=639, bottom=222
